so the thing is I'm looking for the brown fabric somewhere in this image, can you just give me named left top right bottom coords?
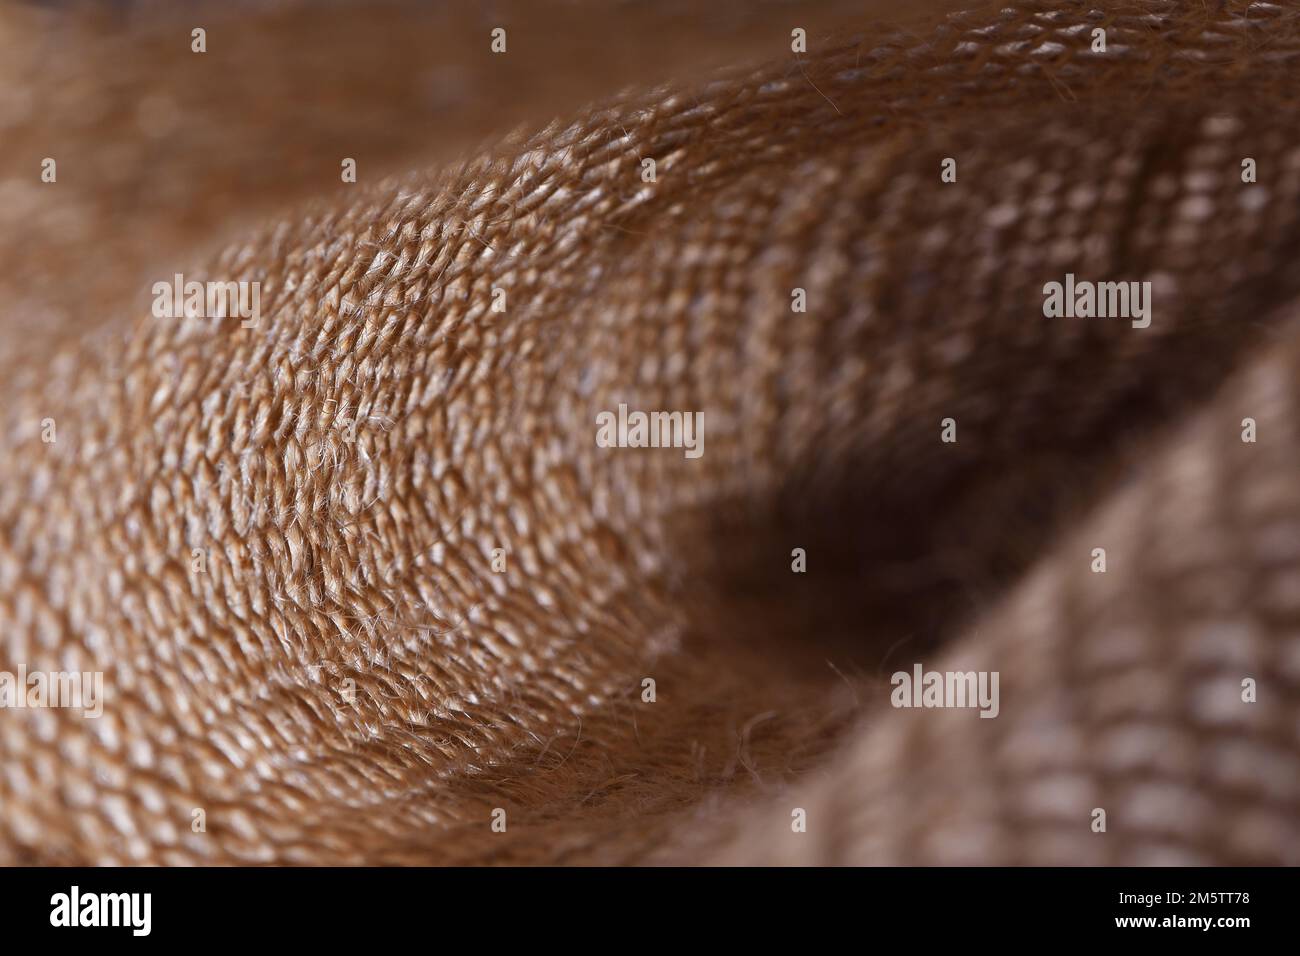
left=0, top=0, right=1297, bottom=865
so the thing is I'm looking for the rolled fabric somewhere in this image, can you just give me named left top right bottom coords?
left=0, top=0, right=1296, bottom=865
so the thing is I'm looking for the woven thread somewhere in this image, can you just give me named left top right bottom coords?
left=0, top=0, right=1297, bottom=864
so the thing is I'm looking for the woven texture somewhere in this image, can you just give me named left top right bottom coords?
left=0, top=0, right=1298, bottom=865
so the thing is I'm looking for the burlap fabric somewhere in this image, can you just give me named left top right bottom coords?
left=0, top=0, right=1297, bottom=864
